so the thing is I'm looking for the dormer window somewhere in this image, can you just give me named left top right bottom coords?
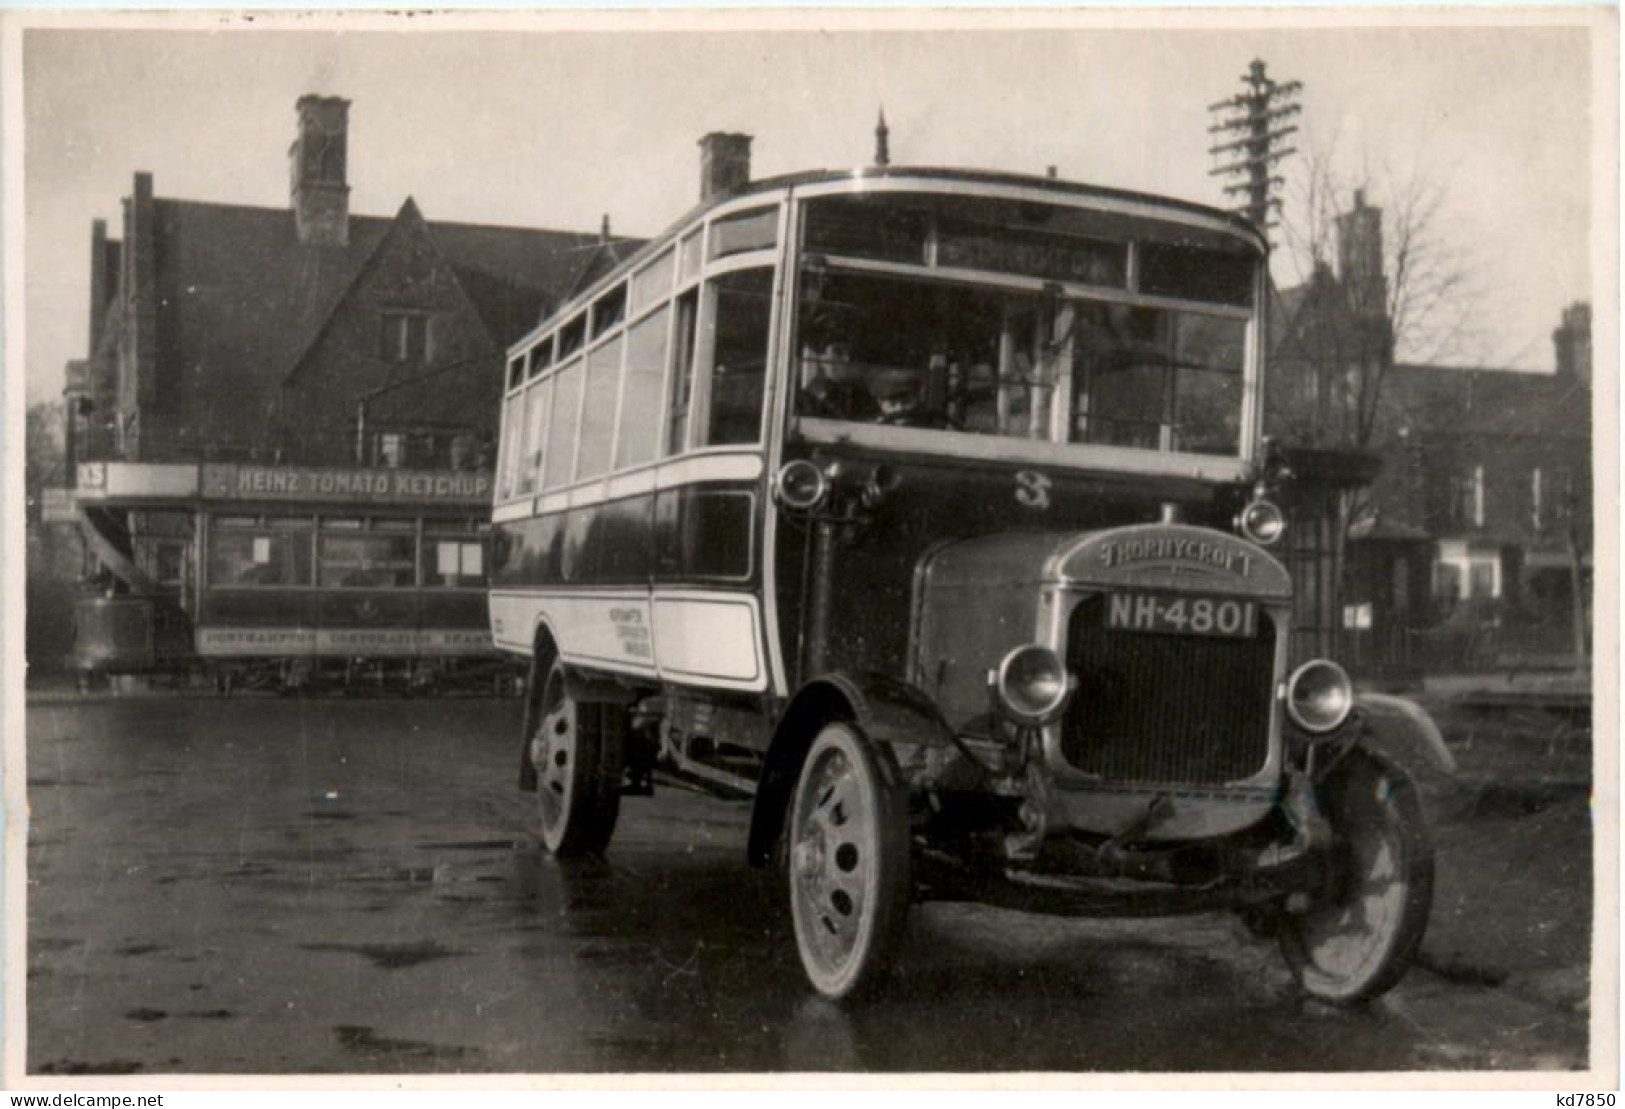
left=380, top=311, right=431, bottom=363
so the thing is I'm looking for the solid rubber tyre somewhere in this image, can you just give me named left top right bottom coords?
left=1279, top=749, right=1434, bottom=1003
left=528, top=659, right=624, bottom=857
left=786, top=721, right=912, bottom=999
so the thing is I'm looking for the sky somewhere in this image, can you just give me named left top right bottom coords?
left=15, top=11, right=1604, bottom=407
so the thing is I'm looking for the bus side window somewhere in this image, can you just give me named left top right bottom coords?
left=617, top=305, right=671, bottom=470
left=665, top=290, right=699, bottom=456
left=700, top=267, right=774, bottom=447
left=544, top=361, right=583, bottom=490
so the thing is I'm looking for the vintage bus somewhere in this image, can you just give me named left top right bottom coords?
left=70, top=460, right=507, bottom=693
left=489, top=165, right=1446, bottom=1001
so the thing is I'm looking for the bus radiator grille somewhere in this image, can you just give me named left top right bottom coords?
left=1060, top=596, right=1275, bottom=786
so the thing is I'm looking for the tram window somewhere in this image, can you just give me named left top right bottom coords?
left=700, top=268, right=773, bottom=447
left=631, top=249, right=675, bottom=314
left=154, top=543, right=185, bottom=587
left=576, top=335, right=625, bottom=481
left=318, top=532, right=416, bottom=588
left=425, top=538, right=486, bottom=588
left=591, top=286, right=627, bottom=339
left=709, top=207, right=777, bottom=259
left=210, top=521, right=313, bottom=588
left=617, top=306, right=670, bottom=470
left=507, top=357, right=525, bottom=392
left=544, top=360, right=584, bottom=489
left=376, top=433, right=406, bottom=469
left=665, top=290, right=700, bottom=456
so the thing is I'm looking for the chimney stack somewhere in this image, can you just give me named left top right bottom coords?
left=699, top=132, right=752, bottom=202
left=289, top=94, right=351, bottom=246
left=89, top=219, right=109, bottom=352
left=1335, top=189, right=1387, bottom=316
left=1553, top=302, right=1592, bottom=383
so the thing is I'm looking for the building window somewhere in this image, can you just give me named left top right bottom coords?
left=380, top=312, right=431, bottom=363
left=1530, top=466, right=1543, bottom=531
left=1450, top=464, right=1486, bottom=530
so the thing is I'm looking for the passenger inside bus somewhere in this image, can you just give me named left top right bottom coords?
left=798, top=341, right=880, bottom=422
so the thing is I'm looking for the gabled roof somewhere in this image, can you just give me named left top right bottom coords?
left=138, top=195, right=641, bottom=454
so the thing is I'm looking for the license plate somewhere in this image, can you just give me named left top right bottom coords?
left=1105, top=593, right=1258, bottom=639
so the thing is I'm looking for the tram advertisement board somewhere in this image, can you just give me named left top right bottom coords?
left=196, top=626, right=494, bottom=656
left=202, top=464, right=491, bottom=505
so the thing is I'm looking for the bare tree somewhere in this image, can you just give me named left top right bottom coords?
left=1262, top=140, right=1486, bottom=664
left=25, top=400, right=66, bottom=526
left=1268, top=141, right=1482, bottom=455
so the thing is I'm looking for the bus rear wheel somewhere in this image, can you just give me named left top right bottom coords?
left=1279, top=750, right=1434, bottom=1003
left=530, top=659, right=624, bottom=856
left=787, top=722, right=912, bottom=999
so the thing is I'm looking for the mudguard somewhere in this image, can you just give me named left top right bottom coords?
left=1354, top=692, right=1457, bottom=776
left=746, top=671, right=954, bottom=867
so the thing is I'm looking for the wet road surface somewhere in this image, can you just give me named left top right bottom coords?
left=25, top=696, right=1589, bottom=1074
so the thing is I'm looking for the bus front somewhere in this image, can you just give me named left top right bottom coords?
left=769, top=178, right=1311, bottom=844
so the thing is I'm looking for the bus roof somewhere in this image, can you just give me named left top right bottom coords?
left=525, top=164, right=1266, bottom=347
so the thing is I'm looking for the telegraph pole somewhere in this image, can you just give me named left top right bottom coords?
left=1208, top=59, right=1302, bottom=237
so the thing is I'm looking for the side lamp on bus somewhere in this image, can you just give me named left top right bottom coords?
left=773, top=459, right=830, bottom=512
left=989, top=644, right=1075, bottom=727
left=1235, top=496, right=1286, bottom=546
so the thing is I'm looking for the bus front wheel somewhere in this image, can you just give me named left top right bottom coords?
left=787, top=721, right=911, bottom=999
left=1279, top=750, right=1434, bottom=1003
left=530, top=659, right=624, bottom=856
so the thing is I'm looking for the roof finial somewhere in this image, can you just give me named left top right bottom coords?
left=874, top=107, right=891, bottom=167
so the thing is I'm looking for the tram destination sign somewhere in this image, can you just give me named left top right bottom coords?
left=202, top=464, right=492, bottom=505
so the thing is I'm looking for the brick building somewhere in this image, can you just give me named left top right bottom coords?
left=68, top=94, right=639, bottom=472
left=1371, top=304, right=1593, bottom=666
left=1263, top=188, right=1593, bottom=676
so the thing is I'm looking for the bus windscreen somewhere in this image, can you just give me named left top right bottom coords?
left=794, top=270, right=1245, bottom=457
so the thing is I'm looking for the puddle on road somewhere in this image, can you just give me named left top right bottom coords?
left=300, top=940, right=467, bottom=970
left=115, top=943, right=166, bottom=957
left=334, top=1024, right=480, bottom=1065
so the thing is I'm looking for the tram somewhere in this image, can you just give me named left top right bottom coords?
left=71, top=460, right=506, bottom=693
left=489, top=163, right=1446, bottom=1001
